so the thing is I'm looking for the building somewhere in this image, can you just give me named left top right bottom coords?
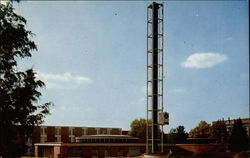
left=34, top=137, right=190, bottom=158
left=27, top=125, right=122, bottom=155
left=35, top=135, right=142, bottom=157
left=212, top=118, right=250, bottom=137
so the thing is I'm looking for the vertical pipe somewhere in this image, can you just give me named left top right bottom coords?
left=152, top=2, right=159, bottom=153
left=161, top=4, right=164, bottom=153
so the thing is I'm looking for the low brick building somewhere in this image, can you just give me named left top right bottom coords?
left=35, top=135, right=143, bottom=158
left=27, top=125, right=122, bottom=154
left=34, top=141, right=190, bottom=158
left=35, top=142, right=145, bottom=158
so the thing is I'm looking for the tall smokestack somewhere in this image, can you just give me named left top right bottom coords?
left=151, top=2, right=160, bottom=153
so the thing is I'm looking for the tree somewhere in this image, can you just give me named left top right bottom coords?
left=166, top=125, right=188, bottom=144
left=0, top=3, right=52, bottom=157
left=129, top=118, right=164, bottom=143
left=189, top=121, right=211, bottom=138
left=129, top=118, right=148, bottom=142
left=229, top=119, right=249, bottom=152
left=210, top=120, right=228, bottom=143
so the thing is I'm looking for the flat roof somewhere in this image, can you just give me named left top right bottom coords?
left=34, top=142, right=144, bottom=147
left=37, top=125, right=122, bottom=129
left=34, top=142, right=62, bottom=146
left=34, top=143, right=176, bottom=147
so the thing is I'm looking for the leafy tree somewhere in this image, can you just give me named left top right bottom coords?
left=166, top=125, right=188, bottom=144
left=189, top=121, right=211, bottom=138
left=210, top=120, right=228, bottom=143
left=129, top=118, right=148, bottom=142
left=0, top=3, right=52, bottom=157
left=229, top=119, right=249, bottom=152
left=129, top=118, right=164, bottom=143
left=129, top=118, right=158, bottom=143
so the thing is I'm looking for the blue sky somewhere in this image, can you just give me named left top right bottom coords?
left=12, top=1, right=249, bottom=132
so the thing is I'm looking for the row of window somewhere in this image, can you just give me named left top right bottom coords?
left=77, top=138, right=138, bottom=143
left=40, top=127, right=116, bottom=136
left=40, top=135, right=74, bottom=143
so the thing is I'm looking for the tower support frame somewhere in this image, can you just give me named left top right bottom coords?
left=146, top=2, right=164, bottom=154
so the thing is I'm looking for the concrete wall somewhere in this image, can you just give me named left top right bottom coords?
left=53, top=146, right=60, bottom=158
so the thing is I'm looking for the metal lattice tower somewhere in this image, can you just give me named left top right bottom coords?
left=146, top=2, right=164, bottom=154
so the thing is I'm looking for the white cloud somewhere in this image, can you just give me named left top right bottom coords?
left=181, top=53, right=227, bottom=69
left=36, top=72, right=92, bottom=89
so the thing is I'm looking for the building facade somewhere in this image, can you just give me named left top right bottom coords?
left=35, top=142, right=145, bottom=158
left=212, top=118, right=250, bottom=137
left=35, top=135, right=142, bottom=158
left=27, top=126, right=122, bottom=154
left=35, top=142, right=190, bottom=158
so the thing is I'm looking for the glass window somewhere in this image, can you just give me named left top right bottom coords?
left=41, top=127, right=47, bottom=135
left=69, top=128, right=74, bottom=135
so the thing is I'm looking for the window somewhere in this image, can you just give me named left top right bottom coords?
left=58, top=128, right=61, bottom=135
left=41, top=127, right=47, bottom=136
left=69, top=127, right=75, bottom=142
left=95, top=128, right=100, bottom=135
left=70, top=137, right=75, bottom=143
left=56, top=127, right=61, bottom=135
left=69, top=128, right=74, bottom=135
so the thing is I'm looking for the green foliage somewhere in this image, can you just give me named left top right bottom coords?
left=0, top=3, right=52, bottom=157
left=229, top=119, right=249, bottom=152
left=210, top=120, right=228, bottom=143
left=129, top=118, right=148, bottom=142
left=128, top=118, right=164, bottom=143
left=166, top=125, right=188, bottom=144
left=189, top=121, right=211, bottom=138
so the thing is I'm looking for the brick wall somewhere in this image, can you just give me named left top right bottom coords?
left=33, top=126, right=41, bottom=143
left=100, top=128, right=108, bottom=134
left=111, top=128, right=121, bottom=135
left=31, top=126, right=122, bottom=144
left=61, top=127, right=69, bottom=143
left=87, top=128, right=96, bottom=135
left=47, top=127, right=55, bottom=142
left=74, top=127, right=82, bottom=137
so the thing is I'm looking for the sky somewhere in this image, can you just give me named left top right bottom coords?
left=11, top=1, right=249, bottom=132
